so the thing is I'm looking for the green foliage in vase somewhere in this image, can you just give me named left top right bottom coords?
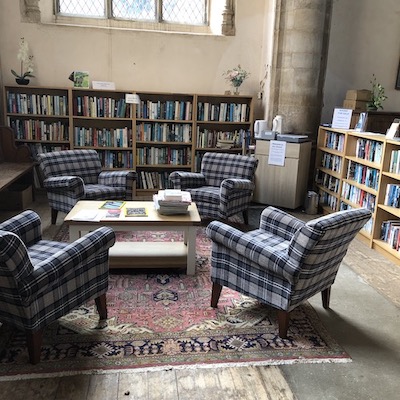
left=367, top=74, right=387, bottom=110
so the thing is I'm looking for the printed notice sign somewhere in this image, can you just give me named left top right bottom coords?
left=331, top=108, right=353, bottom=129
left=268, top=140, right=286, bottom=166
left=126, top=93, right=141, bottom=104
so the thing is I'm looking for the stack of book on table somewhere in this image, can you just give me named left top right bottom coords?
left=153, top=189, right=192, bottom=215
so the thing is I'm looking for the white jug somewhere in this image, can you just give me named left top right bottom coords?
left=254, top=120, right=269, bottom=137
left=272, top=115, right=283, bottom=134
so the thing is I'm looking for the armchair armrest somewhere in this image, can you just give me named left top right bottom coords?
left=206, top=220, right=297, bottom=283
left=0, top=210, right=41, bottom=246
left=43, top=176, right=85, bottom=197
left=169, top=171, right=206, bottom=189
left=220, top=178, right=254, bottom=195
left=259, top=207, right=305, bottom=241
left=98, top=170, right=137, bottom=186
left=19, top=227, right=116, bottom=302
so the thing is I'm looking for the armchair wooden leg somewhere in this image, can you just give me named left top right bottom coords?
left=211, top=282, right=223, bottom=308
left=321, top=287, right=331, bottom=309
left=277, top=310, right=290, bottom=339
left=26, top=329, right=44, bottom=364
left=95, top=294, right=108, bottom=320
left=51, top=208, right=58, bottom=225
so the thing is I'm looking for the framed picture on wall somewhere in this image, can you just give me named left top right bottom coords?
left=396, top=59, right=400, bottom=90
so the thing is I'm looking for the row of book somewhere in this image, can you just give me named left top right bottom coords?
left=136, top=146, right=192, bottom=166
left=321, top=153, right=342, bottom=173
left=346, top=160, right=380, bottom=190
left=136, top=123, right=192, bottom=143
left=73, top=127, right=132, bottom=148
left=341, top=182, right=376, bottom=211
left=388, top=149, right=400, bottom=174
left=317, top=171, right=340, bottom=193
left=136, top=171, right=172, bottom=190
left=355, top=138, right=383, bottom=163
left=73, top=96, right=132, bottom=118
left=197, top=102, right=249, bottom=122
left=136, top=100, right=193, bottom=121
left=7, top=91, right=68, bottom=116
left=26, top=142, right=69, bottom=161
left=318, top=191, right=338, bottom=211
left=383, top=184, right=400, bottom=208
left=380, top=220, right=400, bottom=250
left=196, top=129, right=245, bottom=148
left=8, top=118, right=69, bottom=141
left=323, top=131, right=345, bottom=152
left=97, top=150, right=134, bottom=169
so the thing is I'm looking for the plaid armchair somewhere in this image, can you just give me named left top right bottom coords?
left=37, top=149, right=137, bottom=224
left=0, top=210, right=116, bottom=364
left=206, top=206, right=371, bottom=338
left=169, top=152, right=258, bottom=223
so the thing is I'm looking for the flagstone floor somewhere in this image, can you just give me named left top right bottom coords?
left=0, top=191, right=399, bottom=399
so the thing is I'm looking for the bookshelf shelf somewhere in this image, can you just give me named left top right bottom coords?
left=4, top=86, right=253, bottom=194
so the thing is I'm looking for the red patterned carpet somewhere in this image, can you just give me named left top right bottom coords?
left=0, top=227, right=350, bottom=379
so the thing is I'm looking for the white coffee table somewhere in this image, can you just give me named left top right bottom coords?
left=64, top=200, right=202, bottom=275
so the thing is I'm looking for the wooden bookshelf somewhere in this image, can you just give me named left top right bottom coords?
left=315, top=126, right=400, bottom=265
left=3, top=86, right=254, bottom=195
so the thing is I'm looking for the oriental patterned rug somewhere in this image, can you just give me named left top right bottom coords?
left=0, top=227, right=350, bottom=380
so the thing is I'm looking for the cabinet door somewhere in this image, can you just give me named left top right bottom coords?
left=254, top=141, right=311, bottom=209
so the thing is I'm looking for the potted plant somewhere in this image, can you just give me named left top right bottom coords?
left=11, top=37, right=35, bottom=85
left=223, top=64, right=250, bottom=95
left=367, top=74, right=387, bottom=110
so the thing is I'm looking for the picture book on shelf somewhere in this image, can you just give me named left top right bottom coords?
left=99, top=200, right=126, bottom=209
left=125, top=207, right=148, bottom=217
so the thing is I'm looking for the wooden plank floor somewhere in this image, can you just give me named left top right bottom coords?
left=0, top=366, right=295, bottom=399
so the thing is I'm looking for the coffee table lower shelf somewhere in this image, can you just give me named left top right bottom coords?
left=109, top=242, right=188, bottom=269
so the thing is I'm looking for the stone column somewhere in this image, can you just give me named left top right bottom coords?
left=222, top=0, right=235, bottom=36
left=268, top=0, right=333, bottom=139
left=21, top=0, right=41, bottom=23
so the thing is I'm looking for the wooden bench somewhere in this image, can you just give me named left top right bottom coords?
left=0, top=126, right=35, bottom=204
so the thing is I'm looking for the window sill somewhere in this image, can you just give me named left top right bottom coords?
left=45, top=16, right=220, bottom=36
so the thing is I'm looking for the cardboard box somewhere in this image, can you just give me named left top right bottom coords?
left=343, top=99, right=368, bottom=111
left=345, top=89, right=372, bottom=101
left=0, top=184, right=33, bottom=210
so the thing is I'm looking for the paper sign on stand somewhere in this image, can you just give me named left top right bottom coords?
left=331, top=108, right=353, bottom=129
left=268, top=140, right=286, bottom=166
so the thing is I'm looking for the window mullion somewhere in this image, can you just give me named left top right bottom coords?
left=157, top=0, right=162, bottom=23
left=106, top=0, right=112, bottom=18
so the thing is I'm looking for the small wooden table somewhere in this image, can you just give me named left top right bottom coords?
left=64, top=200, right=202, bottom=275
left=0, top=162, right=35, bottom=192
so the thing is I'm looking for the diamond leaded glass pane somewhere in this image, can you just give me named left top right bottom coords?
left=162, top=0, right=206, bottom=24
left=113, top=0, right=156, bottom=20
left=58, top=0, right=105, bottom=17
left=57, top=0, right=207, bottom=25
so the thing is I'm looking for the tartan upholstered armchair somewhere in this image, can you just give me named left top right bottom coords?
left=0, top=210, right=116, bottom=364
left=206, top=206, right=371, bottom=338
left=37, top=149, right=137, bottom=224
left=169, top=152, right=258, bottom=223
